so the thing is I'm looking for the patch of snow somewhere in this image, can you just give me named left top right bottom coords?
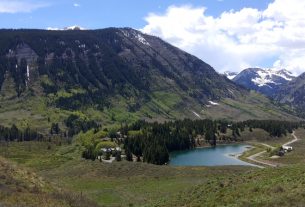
left=25, top=65, right=30, bottom=87
left=251, top=68, right=295, bottom=87
left=228, top=89, right=234, bottom=95
left=79, top=44, right=86, bottom=49
left=208, top=101, right=219, bottom=106
left=121, top=30, right=130, bottom=38
left=252, top=70, right=275, bottom=87
left=135, top=34, right=150, bottom=46
left=276, top=69, right=294, bottom=81
left=26, top=65, right=30, bottom=81
left=192, top=111, right=201, bottom=118
left=120, top=29, right=150, bottom=46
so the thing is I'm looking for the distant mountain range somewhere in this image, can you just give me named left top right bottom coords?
left=223, top=68, right=296, bottom=97
left=223, top=68, right=305, bottom=118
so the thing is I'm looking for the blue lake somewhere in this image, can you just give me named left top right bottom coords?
left=169, top=144, right=257, bottom=167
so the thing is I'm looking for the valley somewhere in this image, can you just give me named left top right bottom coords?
left=0, top=28, right=305, bottom=207
left=1, top=128, right=305, bottom=207
left=0, top=29, right=299, bottom=132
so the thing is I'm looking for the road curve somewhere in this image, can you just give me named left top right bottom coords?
left=247, top=149, right=277, bottom=168
left=283, top=131, right=298, bottom=146
left=246, top=131, right=298, bottom=168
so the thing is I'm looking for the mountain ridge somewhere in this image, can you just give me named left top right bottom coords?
left=275, top=72, right=305, bottom=118
left=223, top=68, right=296, bottom=97
left=0, top=28, right=300, bottom=131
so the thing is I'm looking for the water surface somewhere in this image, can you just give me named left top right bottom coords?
left=170, top=144, right=256, bottom=167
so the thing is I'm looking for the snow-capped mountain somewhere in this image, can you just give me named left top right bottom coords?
left=230, top=68, right=295, bottom=97
left=223, top=71, right=239, bottom=80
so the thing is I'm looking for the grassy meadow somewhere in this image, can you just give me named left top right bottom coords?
left=1, top=128, right=305, bottom=206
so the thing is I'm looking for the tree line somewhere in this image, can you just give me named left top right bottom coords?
left=0, top=124, right=43, bottom=142
left=122, top=119, right=300, bottom=165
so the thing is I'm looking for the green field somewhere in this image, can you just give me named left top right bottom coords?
left=1, top=129, right=305, bottom=207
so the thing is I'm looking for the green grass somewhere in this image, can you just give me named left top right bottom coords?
left=157, top=164, right=305, bottom=207
left=237, top=128, right=305, bottom=167
left=263, top=128, right=305, bottom=165
left=0, top=80, right=301, bottom=133
left=239, top=128, right=293, bottom=145
left=2, top=129, right=305, bottom=206
left=0, top=140, right=250, bottom=207
left=238, top=143, right=266, bottom=161
left=0, top=141, right=81, bottom=170
left=0, top=156, right=99, bottom=207
left=43, top=160, right=251, bottom=207
left=201, top=91, right=301, bottom=121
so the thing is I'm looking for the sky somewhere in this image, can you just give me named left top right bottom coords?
left=0, top=0, right=304, bottom=75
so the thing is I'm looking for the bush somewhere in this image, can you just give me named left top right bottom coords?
left=115, top=152, right=122, bottom=161
left=269, top=146, right=282, bottom=157
left=95, top=141, right=117, bottom=151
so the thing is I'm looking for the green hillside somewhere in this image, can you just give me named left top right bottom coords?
left=0, top=156, right=99, bottom=207
left=1, top=129, right=305, bottom=207
left=0, top=28, right=303, bottom=207
left=0, top=29, right=299, bottom=134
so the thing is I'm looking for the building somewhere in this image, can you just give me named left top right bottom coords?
left=282, top=146, right=293, bottom=152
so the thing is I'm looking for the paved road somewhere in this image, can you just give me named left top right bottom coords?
left=246, top=131, right=298, bottom=168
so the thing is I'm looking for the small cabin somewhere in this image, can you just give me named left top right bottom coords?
left=282, top=146, right=293, bottom=152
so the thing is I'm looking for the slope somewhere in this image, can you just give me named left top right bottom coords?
left=232, top=68, right=295, bottom=97
left=0, top=28, right=299, bottom=130
left=0, top=156, right=98, bottom=207
left=275, top=72, right=305, bottom=118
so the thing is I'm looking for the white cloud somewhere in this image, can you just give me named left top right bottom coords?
left=73, top=3, right=80, bottom=7
left=141, top=0, right=305, bottom=75
left=0, top=0, right=49, bottom=13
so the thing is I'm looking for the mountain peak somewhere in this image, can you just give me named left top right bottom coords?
left=232, top=67, right=296, bottom=97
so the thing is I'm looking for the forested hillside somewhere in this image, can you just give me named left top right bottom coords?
left=78, top=119, right=300, bottom=165
left=275, top=73, right=305, bottom=118
left=0, top=28, right=299, bottom=132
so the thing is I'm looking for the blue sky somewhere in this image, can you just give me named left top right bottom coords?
left=0, top=0, right=272, bottom=29
left=0, top=0, right=304, bottom=75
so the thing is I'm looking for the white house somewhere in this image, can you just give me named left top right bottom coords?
left=282, top=146, right=293, bottom=152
